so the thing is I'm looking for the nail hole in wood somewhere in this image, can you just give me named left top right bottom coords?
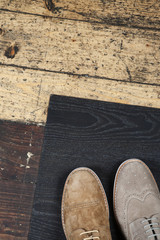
left=44, top=0, right=62, bottom=13
left=45, top=0, right=55, bottom=11
left=4, top=45, right=19, bottom=59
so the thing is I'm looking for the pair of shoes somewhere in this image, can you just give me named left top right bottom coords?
left=61, top=159, right=160, bottom=240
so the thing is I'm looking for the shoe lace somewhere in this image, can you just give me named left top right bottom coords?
left=141, top=217, right=160, bottom=239
left=80, top=230, right=100, bottom=240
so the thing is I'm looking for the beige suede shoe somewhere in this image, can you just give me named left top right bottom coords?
left=113, top=159, right=160, bottom=240
left=61, top=167, right=112, bottom=240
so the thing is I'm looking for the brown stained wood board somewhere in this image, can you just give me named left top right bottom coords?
left=0, top=121, right=44, bottom=239
left=0, top=0, right=160, bottom=29
left=0, top=11, right=159, bottom=85
left=0, top=181, right=34, bottom=240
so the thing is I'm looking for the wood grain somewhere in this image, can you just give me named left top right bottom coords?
left=0, top=0, right=160, bottom=29
left=0, top=11, right=159, bottom=85
left=0, top=181, right=34, bottom=240
left=1, top=65, right=160, bottom=124
left=29, top=95, right=160, bottom=240
left=0, top=1, right=159, bottom=239
left=0, top=121, right=44, bottom=239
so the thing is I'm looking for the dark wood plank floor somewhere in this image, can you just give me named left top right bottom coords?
left=0, top=121, right=44, bottom=240
left=28, top=95, right=160, bottom=240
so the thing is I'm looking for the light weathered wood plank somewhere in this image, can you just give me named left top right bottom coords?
left=0, top=11, right=159, bottom=85
left=0, top=0, right=160, bottom=29
left=0, top=65, right=160, bottom=124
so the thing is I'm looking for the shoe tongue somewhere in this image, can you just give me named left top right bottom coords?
left=150, top=213, right=160, bottom=240
left=129, top=214, right=160, bottom=240
left=70, top=226, right=108, bottom=240
left=70, top=229, right=86, bottom=240
left=70, top=229, right=99, bottom=240
left=129, top=217, right=146, bottom=240
left=152, top=212, right=160, bottom=219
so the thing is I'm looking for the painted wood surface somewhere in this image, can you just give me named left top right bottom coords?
left=0, top=121, right=44, bottom=239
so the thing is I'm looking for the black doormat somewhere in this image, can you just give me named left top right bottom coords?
left=28, top=95, right=160, bottom=240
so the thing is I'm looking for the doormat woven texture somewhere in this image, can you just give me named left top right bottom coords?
left=28, top=95, right=160, bottom=240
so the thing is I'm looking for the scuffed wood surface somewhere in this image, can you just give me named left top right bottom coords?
left=0, top=121, right=44, bottom=239
left=0, top=11, right=159, bottom=84
left=0, top=181, right=35, bottom=240
left=0, top=65, right=160, bottom=124
left=0, top=121, right=44, bottom=182
left=0, top=0, right=160, bottom=29
left=0, top=0, right=159, bottom=239
left=0, top=1, right=160, bottom=124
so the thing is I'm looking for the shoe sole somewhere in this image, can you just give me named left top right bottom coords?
left=113, top=158, right=159, bottom=223
left=61, top=167, right=110, bottom=239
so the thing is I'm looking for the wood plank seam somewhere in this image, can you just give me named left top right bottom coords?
left=1, top=63, right=160, bottom=87
left=0, top=8, right=160, bottom=32
left=0, top=0, right=160, bottom=30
